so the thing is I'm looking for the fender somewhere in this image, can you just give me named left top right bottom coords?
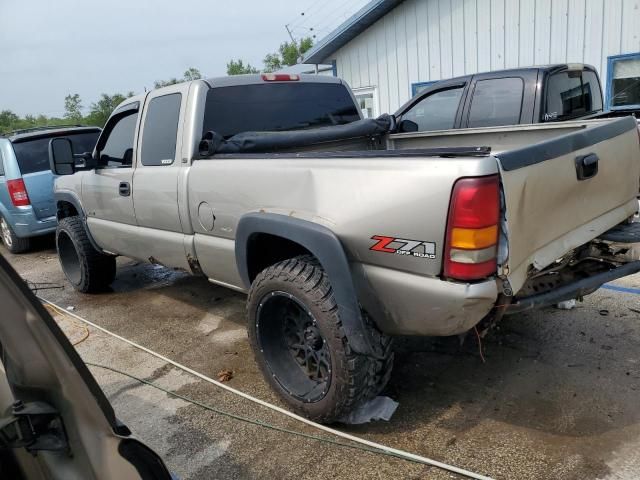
left=235, top=212, right=374, bottom=356
left=54, top=191, right=104, bottom=254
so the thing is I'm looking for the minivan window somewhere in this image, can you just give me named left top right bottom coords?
left=141, top=93, right=182, bottom=166
left=12, top=131, right=100, bottom=175
left=99, top=113, right=138, bottom=167
left=401, top=87, right=464, bottom=132
left=467, top=77, right=524, bottom=128
left=202, top=83, right=360, bottom=138
left=544, top=70, right=603, bottom=120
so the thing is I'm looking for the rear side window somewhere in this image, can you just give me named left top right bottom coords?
left=401, top=87, right=464, bottom=131
left=12, top=131, right=100, bottom=175
left=0, top=149, right=4, bottom=176
left=202, top=83, right=360, bottom=138
left=141, top=93, right=182, bottom=166
left=467, top=77, right=524, bottom=128
left=544, top=70, right=603, bottom=121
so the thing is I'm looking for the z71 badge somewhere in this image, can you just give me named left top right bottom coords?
left=370, top=235, right=436, bottom=259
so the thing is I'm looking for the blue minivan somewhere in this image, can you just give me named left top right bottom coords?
left=0, top=126, right=101, bottom=253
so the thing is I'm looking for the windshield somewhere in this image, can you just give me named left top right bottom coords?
left=12, top=131, right=100, bottom=175
left=202, top=83, right=360, bottom=138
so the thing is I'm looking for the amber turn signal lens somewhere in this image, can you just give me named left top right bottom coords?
left=450, top=225, right=498, bottom=250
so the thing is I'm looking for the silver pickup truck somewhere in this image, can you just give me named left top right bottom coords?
left=48, top=74, right=640, bottom=423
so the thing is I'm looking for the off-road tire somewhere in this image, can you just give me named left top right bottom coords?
left=56, top=216, right=116, bottom=293
left=0, top=216, right=31, bottom=253
left=247, top=255, right=393, bottom=423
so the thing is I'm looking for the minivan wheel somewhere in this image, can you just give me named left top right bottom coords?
left=56, top=216, right=116, bottom=293
left=0, top=216, right=30, bottom=253
left=247, top=255, right=393, bottom=423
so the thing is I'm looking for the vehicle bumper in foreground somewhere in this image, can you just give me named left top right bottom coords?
left=8, top=208, right=57, bottom=238
left=506, top=260, right=640, bottom=314
left=351, top=263, right=499, bottom=336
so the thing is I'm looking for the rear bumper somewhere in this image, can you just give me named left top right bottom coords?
left=352, top=263, right=498, bottom=336
left=6, top=207, right=56, bottom=238
left=505, top=260, right=640, bottom=314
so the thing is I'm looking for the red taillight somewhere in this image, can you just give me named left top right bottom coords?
left=444, top=175, right=500, bottom=281
left=7, top=179, right=30, bottom=207
left=261, top=73, right=300, bottom=82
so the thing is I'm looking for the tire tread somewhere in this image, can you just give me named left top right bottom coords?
left=247, top=254, right=393, bottom=423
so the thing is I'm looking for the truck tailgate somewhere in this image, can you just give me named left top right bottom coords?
left=496, top=116, right=640, bottom=293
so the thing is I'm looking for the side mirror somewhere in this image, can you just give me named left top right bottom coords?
left=398, top=119, right=419, bottom=133
left=48, top=138, right=75, bottom=176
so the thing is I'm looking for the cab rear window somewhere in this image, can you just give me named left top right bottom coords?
left=12, top=131, right=100, bottom=175
left=544, top=70, right=603, bottom=121
left=202, top=83, right=360, bottom=139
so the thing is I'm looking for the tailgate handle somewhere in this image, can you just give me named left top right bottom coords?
left=575, top=153, right=599, bottom=181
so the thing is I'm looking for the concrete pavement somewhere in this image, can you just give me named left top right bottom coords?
left=4, top=236, right=640, bottom=479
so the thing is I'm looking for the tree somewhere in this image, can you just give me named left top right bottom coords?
left=263, top=37, right=314, bottom=73
left=154, top=77, right=180, bottom=89
left=64, top=94, right=83, bottom=123
left=183, top=67, right=202, bottom=81
left=86, top=93, right=128, bottom=127
left=226, top=59, right=260, bottom=75
left=154, top=67, right=202, bottom=87
left=0, top=110, right=20, bottom=134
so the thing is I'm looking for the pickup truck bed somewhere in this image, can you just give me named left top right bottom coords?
left=182, top=116, right=640, bottom=337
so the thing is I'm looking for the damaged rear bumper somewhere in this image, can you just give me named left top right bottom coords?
left=505, top=260, right=640, bottom=314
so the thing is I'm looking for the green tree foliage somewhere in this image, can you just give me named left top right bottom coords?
left=85, top=93, right=130, bottom=127
left=183, top=67, right=202, bottom=81
left=0, top=110, right=73, bottom=134
left=154, top=67, right=203, bottom=88
left=226, top=59, right=260, bottom=75
left=0, top=110, right=20, bottom=132
left=262, top=37, right=314, bottom=73
left=64, top=94, right=83, bottom=123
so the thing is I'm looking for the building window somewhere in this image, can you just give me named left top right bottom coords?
left=606, top=53, right=640, bottom=110
left=352, top=87, right=378, bottom=119
left=411, top=81, right=437, bottom=96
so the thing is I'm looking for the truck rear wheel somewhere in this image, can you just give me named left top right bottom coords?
left=0, top=216, right=31, bottom=254
left=56, top=216, right=116, bottom=293
left=247, top=255, right=393, bottom=423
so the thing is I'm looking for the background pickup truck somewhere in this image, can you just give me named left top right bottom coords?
left=395, top=63, right=639, bottom=134
left=48, top=74, right=640, bottom=423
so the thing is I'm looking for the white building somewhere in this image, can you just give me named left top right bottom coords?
left=303, top=0, right=640, bottom=117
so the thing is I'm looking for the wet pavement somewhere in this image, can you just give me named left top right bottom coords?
left=3, top=236, right=640, bottom=480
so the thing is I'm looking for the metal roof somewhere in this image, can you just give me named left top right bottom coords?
left=302, top=0, right=405, bottom=65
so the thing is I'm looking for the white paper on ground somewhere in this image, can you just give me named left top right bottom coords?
left=339, top=396, right=399, bottom=424
left=556, top=299, right=576, bottom=310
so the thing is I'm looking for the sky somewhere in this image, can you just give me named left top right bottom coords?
left=0, top=0, right=370, bottom=117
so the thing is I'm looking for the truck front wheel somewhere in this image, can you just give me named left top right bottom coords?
left=56, top=216, right=116, bottom=293
left=247, top=255, right=393, bottom=423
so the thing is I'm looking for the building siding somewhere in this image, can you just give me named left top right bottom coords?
left=330, top=0, right=640, bottom=114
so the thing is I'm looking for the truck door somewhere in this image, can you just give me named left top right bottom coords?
left=83, top=102, right=140, bottom=254
left=131, top=83, right=190, bottom=269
